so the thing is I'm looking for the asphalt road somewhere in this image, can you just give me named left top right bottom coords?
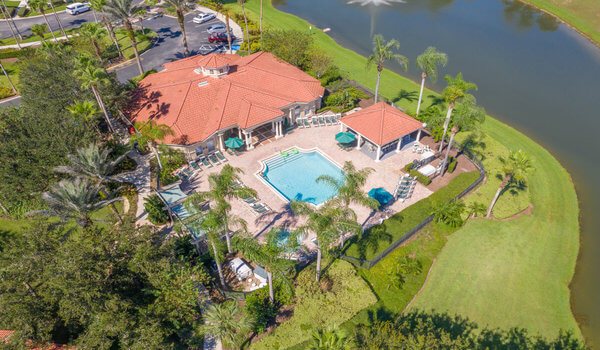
left=0, top=10, right=95, bottom=38
left=0, top=11, right=235, bottom=106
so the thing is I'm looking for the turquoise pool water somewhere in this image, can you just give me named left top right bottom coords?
left=261, top=149, right=344, bottom=205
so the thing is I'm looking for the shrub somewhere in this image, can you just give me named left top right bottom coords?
left=261, top=29, right=313, bottom=69
left=323, top=85, right=368, bottom=113
left=144, top=194, right=169, bottom=225
left=447, top=156, right=458, bottom=173
left=245, top=287, right=279, bottom=333
left=408, top=169, right=432, bottom=185
left=251, top=261, right=377, bottom=350
left=157, top=147, right=186, bottom=186
left=0, top=87, right=15, bottom=99
left=16, top=6, right=28, bottom=17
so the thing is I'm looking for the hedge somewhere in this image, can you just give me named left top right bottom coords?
left=344, top=171, right=480, bottom=260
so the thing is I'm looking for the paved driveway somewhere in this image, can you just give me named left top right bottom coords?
left=0, top=10, right=95, bottom=38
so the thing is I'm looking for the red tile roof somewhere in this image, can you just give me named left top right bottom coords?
left=130, top=52, right=324, bottom=145
left=341, top=102, right=424, bottom=146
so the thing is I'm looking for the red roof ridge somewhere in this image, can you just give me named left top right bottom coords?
left=215, top=81, right=234, bottom=130
left=171, top=80, right=195, bottom=127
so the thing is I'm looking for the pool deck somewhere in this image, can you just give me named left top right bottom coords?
left=189, top=125, right=433, bottom=238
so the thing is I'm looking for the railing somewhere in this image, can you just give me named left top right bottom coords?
left=341, top=146, right=486, bottom=269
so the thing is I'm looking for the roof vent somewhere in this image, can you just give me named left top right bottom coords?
left=198, top=81, right=209, bottom=87
left=193, top=68, right=203, bottom=75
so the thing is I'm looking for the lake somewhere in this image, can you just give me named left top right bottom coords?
left=272, top=0, right=600, bottom=343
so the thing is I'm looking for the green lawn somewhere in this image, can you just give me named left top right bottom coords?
left=0, top=28, right=77, bottom=45
left=409, top=117, right=581, bottom=339
left=113, top=29, right=155, bottom=60
left=228, top=0, right=582, bottom=340
left=520, top=0, right=600, bottom=46
left=0, top=59, right=20, bottom=96
left=24, top=4, right=68, bottom=17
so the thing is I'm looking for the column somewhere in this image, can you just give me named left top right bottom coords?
left=339, top=123, right=344, bottom=132
left=279, top=120, right=284, bottom=137
left=417, top=129, right=422, bottom=142
left=376, top=145, right=382, bottom=162
left=247, top=130, right=254, bottom=149
left=289, top=109, right=294, bottom=125
left=238, top=128, right=242, bottom=139
left=217, top=132, right=224, bottom=150
left=272, top=121, right=276, bottom=133
left=356, top=134, right=362, bottom=150
left=396, top=137, right=402, bottom=153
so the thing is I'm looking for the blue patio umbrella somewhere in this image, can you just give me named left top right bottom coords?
left=368, top=187, right=394, bottom=207
left=335, top=132, right=356, bottom=144
left=224, top=137, right=244, bottom=149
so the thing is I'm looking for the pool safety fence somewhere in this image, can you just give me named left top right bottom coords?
left=341, top=146, right=486, bottom=269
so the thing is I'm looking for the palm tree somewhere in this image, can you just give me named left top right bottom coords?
left=202, top=301, right=251, bottom=350
left=431, top=199, right=465, bottom=228
left=291, top=201, right=361, bottom=281
left=160, top=0, right=192, bottom=56
left=41, top=178, right=120, bottom=227
left=234, top=229, right=296, bottom=303
left=74, top=60, right=115, bottom=133
left=68, top=100, right=101, bottom=135
left=309, top=327, right=350, bottom=350
left=438, top=73, right=477, bottom=153
left=238, top=0, right=251, bottom=54
left=196, top=209, right=228, bottom=287
left=28, top=0, right=57, bottom=42
left=441, top=125, right=458, bottom=176
left=80, top=22, right=107, bottom=60
left=467, top=201, right=486, bottom=218
left=103, top=0, right=145, bottom=74
left=47, top=0, right=68, bottom=40
left=31, top=23, right=48, bottom=42
left=91, top=0, right=123, bottom=58
left=131, top=120, right=174, bottom=170
left=486, top=150, right=532, bottom=218
left=366, top=34, right=408, bottom=103
left=259, top=0, right=263, bottom=40
left=415, top=47, right=448, bottom=117
left=316, top=161, right=378, bottom=246
left=185, top=165, right=256, bottom=254
left=54, top=143, right=128, bottom=223
left=54, top=143, right=127, bottom=183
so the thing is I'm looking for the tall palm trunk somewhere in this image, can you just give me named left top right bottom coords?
left=125, top=20, right=144, bottom=75
left=441, top=131, right=456, bottom=176
left=224, top=231, right=232, bottom=254
left=225, top=13, right=232, bottom=54
left=91, top=39, right=102, bottom=60
left=0, top=62, right=17, bottom=94
left=487, top=176, right=509, bottom=218
left=211, top=239, right=226, bottom=287
left=1, top=1, right=21, bottom=48
left=40, top=11, right=58, bottom=42
left=267, top=270, right=274, bottom=303
left=374, top=66, right=382, bottom=103
left=240, top=2, right=250, bottom=54
left=259, top=0, right=263, bottom=40
left=90, top=85, right=115, bottom=133
left=104, top=17, right=123, bottom=58
left=416, top=72, right=426, bottom=117
left=438, top=103, right=454, bottom=153
left=48, top=2, right=68, bottom=40
left=177, top=10, right=189, bottom=56
left=315, top=247, right=322, bottom=282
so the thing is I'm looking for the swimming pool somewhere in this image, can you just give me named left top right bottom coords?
left=260, top=149, right=344, bottom=205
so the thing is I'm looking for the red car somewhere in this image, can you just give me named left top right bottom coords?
left=208, top=32, right=235, bottom=43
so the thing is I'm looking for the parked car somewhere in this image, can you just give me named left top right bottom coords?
left=192, top=12, right=216, bottom=24
left=208, top=32, right=235, bottom=43
left=66, top=2, right=90, bottom=15
left=206, top=23, right=228, bottom=34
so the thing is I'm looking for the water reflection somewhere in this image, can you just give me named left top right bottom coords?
left=501, top=0, right=559, bottom=32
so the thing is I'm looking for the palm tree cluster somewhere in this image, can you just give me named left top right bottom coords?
left=41, top=143, right=128, bottom=227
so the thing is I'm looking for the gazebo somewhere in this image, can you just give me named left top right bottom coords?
left=339, top=102, right=426, bottom=162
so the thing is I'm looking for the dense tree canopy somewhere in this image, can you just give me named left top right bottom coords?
left=260, top=29, right=313, bottom=70
left=0, top=222, right=210, bottom=349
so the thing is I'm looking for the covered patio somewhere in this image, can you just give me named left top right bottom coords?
left=339, top=102, right=426, bottom=162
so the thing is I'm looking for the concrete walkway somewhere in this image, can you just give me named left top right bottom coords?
left=113, top=150, right=153, bottom=226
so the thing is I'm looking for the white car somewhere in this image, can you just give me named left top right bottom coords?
left=66, top=2, right=90, bottom=15
left=192, top=12, right=216, bottom=24
left=206, top=23, right=227, bottom=34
